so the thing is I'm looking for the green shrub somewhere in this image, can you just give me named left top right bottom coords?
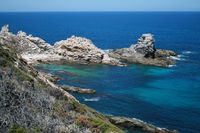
left=75, top=115, right=124, bottom=133
left=8, top=124, right=27, bottom=133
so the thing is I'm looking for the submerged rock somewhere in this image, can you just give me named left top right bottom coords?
left=59, top=85, right=96, bottom=94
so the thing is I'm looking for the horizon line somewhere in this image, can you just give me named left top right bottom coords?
left=0, top=11, right=200, bottom=13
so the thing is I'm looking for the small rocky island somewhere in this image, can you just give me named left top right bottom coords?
left=109, top=34, right=177, bottom=67
left=0, top=25, right=179, bottom=133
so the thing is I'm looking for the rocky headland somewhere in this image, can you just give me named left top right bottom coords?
left=0, top=25, right=122, bottom=66
left=0, top=25, right=177, bottom=67
left=0, top=25, right=179, bottom=133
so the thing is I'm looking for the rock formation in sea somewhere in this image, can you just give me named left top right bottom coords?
left=0, top=25, right=179, bottom=132
left=54, top=35, right=121, bottom=65
left=0, top=25, right=177, bottom=67
left=109, top=34, right=178, bottom=67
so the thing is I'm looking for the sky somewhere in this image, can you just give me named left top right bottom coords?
left=0, top=0, right=200, bottom=12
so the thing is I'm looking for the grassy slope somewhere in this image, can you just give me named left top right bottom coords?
left=0, top=43, right=124, bottom=133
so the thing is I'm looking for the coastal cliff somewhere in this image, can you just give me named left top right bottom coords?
left=0, top=25, right=179, bottom=133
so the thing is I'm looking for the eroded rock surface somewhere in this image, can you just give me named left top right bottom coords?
left=109, top=34, right=178, bottom=67
left=0, top=25, right=177, bottom=67
left=0, top=25, right=122, bottom=66
left=54, top=35, right=120, bottom=65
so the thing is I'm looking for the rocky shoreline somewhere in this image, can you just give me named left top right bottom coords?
left=1, top=25, right=177, bottom=67
left=0, top=25, right=179, bottom=133
left=106, top=115, right=178, bottom=133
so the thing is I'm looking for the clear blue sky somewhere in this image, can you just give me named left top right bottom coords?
left=0, top=0, right=200, bottom=12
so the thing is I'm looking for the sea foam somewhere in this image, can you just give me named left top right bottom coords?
left=170, top=55, right=185, bottom=61
left=168, top=64, right=177, bottom=68
left=84, top=97, right=100, bottom=102
left=182, top=51, right=193, bottom=54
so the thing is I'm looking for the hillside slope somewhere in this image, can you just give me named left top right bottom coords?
left=0, top=39, right=123, bottom=133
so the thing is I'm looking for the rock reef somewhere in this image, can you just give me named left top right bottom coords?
left=59, top=85, right=96, bottom=94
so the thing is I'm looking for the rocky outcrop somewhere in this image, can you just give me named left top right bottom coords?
left=0, top=25, right=178, bottom=67
left=54, top=35, right=121, bottom=65
left=109, top=34, right=178, bottom=67
left=132, top=34, right=156, bottom=58
left=1, top=24, right=9, bottom=33
left=0, top=25, right=122, bottom=66
left=106, top=115, right=179, bottom=133
left=59, top=85, right=96, bottom=94
left=39, top=71, right=63, bottom=83
left=17, top=31, right=53, bottom=52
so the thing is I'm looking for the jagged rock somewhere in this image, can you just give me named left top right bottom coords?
left=0, top=25, right=177, bottom=67
left=54, top=36, right=122, bottom=65
left=26, top=35, right=53, bottom=51
left=133, top=34, right=156, bottom=57
left=0, top=25, right=122, bottom=66
left=17, top=31, right=53, bottom=52
left=0, top=25, right=9, bottom=33
left=109, top=34, right=177, bottom=67
left=54, top=36, right=105, bottom=63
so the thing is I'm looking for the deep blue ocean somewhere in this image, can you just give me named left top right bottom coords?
left=0, top=12, right=200, bottom=133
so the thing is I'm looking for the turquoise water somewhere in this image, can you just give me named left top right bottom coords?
left=35, top=52, right=200, bottom=133
left=1, top=12, right=200, bottom=133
